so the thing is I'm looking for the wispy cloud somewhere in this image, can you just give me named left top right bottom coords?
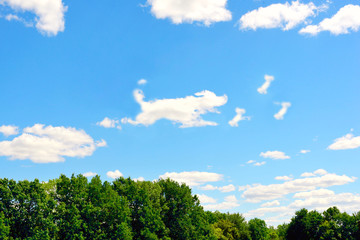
left=228, top=108, right=250, bottom=127
left=257, top=75, right=274, bottom=94
left=274, top=102, right=291, bottom=120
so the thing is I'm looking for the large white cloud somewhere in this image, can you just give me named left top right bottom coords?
left=0, top=0, right=67, bottom=36
left=300, top=4, right=360, bottom=35
left=122, top=89, right=227, bottom=128
left=147, top=0, right=232, bottom=26
left=203, top=195, right=240, bottom=210
left=242, top=170, right=356, bottom=203
left=260, top=151, right=290, bottom=160
left=159, top=171, right=223, bottom=187
left=0, top=125, right=19, bottom=137
left=257, top=75, right=274, bottom=94
left=228, top=108, right=250, bottom=127
left=0, top=124, right=105, bottom=163
left=328, top=133, right=360, bottom=150
left=274, top=102, right=291, bottom=120
left=238, top=1, right=320, bottom=31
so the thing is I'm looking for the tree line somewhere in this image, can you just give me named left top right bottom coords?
left=0, top=175, right=359, bottom=239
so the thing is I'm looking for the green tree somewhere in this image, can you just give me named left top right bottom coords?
left=249, top=218, right=268, bottom=240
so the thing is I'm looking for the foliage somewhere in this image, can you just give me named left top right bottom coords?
left=1, top=176, right=359, bottom=239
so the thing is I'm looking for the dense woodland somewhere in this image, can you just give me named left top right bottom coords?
left=0, top=175, right=360, bottom=240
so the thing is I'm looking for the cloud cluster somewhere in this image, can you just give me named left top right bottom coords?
left=300, top=4, right=360, bottom=35
left=147, top=0, right=232, bottom=26
left=203, top=195, right=240, bottom=210
left=159, top=171, right=223, bottom=187
left=228, top=108, right=250, bottom=127
left=260, top=151, right=290, bottom=160
left=0, top=125, right=19, bottom=137
left=242, top=170, right=355, bottom=202
left=0, top=0, right=67, bottom=36
left=0, top=124, right=105, bottom=163
left=238, top=1, right=319, bottom=31
left=257, top=75, right=274, bottom=94
left=328, top=133, right=360, bottom=150
left=274, top=102, right=291, bottom=120
left=122, top=89, right=227, bottom=128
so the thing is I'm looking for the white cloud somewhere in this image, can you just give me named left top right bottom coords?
left=260, top=151, right=290, bottom=160
left=97, top=117, right=121, bottom=129
left=134, top=177, right=145, bottom=182
left=137, top=79, right=147, bottom=85
left=203, top=195, right=240, bottom=210
left=242, top=171, right=355, bottom=203
left=300, top=169, right=328, bottom=177
left=274, top=102, right=291, bottom=120
left=228, top=108, right=250, bottom=127
left=261, top=200, right=280, bottom=207
left=300, top=149, right=310, bottom=154
left=199, top=184, right=218, bottom=191
left=275, top=176, right=293, bottom=181
left=200, top=184, right=236, bottom=192
left=83, top=172, right=97, bottom=177
left=257, top=75, right=274, bottom=94
left=0, top=0, right=67, bottom=36
left=328, top=133, right=360, bottom=150
left=293, top=188, right=334, bottom=199
left=147, top=0, right=232, bottom=26
left=0, top=125, right=19, bottom=137
left=254, top=161, right=266, bottom=166
left=238, top=1, right=319, bottom=31
left=159, top=171, right=223, bottom=187
left=122, top=89, right=227, bottom=128
left=197, top=194, right=217, bottom=204
left=107, top=170, right=123, bottom=179
left=247, top=160, right=256, bottom=164
left=300, top=4, right=360, bottom=35
left=247, top=190, right=360, bottom=223
left=0, top=124, right=105, bottom=163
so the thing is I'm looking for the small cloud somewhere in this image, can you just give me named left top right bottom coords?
left=134, top=177, right=145, bottom=182
left=107, top=170, right=123, bottom=179
left=137, top=79, right=147, bottom=85
left=301, top=169, right=328, bottom=177
left=96, top=139, right=107, bottom=147
left=83, top=172, right=97, bottom=177
left=328, top=133, right=360, bottom=150
left=159, top=171, right=223, bottom=187
left=228, top=108, right=250, bottom=127
left=257, top=75, right=274, bottom=94
left=299, top=4, right=360, bottom=35
left=300, top=149, right=310, bottom=154
left=254, top=161, right=266, bottom=166
left=260, top=151, right=290, bottom=160
left=146, top=0, right=232, bottom=26
left=247, top=160, right=256, bottom=164
left=274, top=102, right=291, bottom=120
left=96, top=117, right=121, bottom=129
left=203, top=195, right=240, bottom=210
left=0, top=125, right=19, bottom=137
left=197, top=194, right=217, bottom=204
left=238, top=1, right=321, bottom=31
left=275, top=175, right=293, bottom=181
left=261, top=200, right=280, bottom=207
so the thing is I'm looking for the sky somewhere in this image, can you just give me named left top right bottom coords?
left=0, top=0, right=360, bottom=226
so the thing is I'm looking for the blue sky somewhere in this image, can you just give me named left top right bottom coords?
left=1, top=0, right=360, bottom=225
